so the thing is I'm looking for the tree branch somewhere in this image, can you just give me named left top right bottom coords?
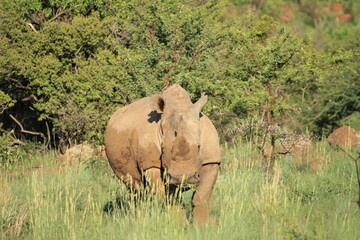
left=21, top=94, right=38, bottom=102
left=10, top=78, right=31, bottom=90
left=186, top=44, right=204, bottom=70
left=9, top=114, right=46, bottom=144
left=45, top=120, right=51, bottom=148
left=11, top=137, right=26, bottom=146
left=48, top=8, right=65, bottom=22
left=26, top=22, right=38, bottom=32
left=1, top=101, right=13, bottom=114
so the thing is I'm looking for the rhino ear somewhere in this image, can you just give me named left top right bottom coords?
left=192, top=93, right=208, bottom=113
left=151, top=94, right=165, bottom=113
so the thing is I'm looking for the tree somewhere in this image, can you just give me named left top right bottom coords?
left=0, top=0, right=328, bottom=151
left=307, top=44, right=360, bottom=135
left=0, top=0, right=230, bottom=144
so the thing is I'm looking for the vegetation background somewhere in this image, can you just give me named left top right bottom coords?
left=1, top=0, right=360, bottom=239
left=1, top=0, right=359, bottom=151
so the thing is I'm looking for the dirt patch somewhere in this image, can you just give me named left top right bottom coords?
left=285, top=140, right=326, bottom=172
left=288, top=139, right=313, bottom=161
left=329, top=3, right=352, bottom=23
left=264, top=138, right=314, bottom=162
left=280, top=4, right=294, bottom=23
left=93, top=145, right=106, bottom=157
left=327, top=125, right=360, bottom=149
left=309, top=157, right=326, bottom=172
left=261, top=138, right=326, bottom=172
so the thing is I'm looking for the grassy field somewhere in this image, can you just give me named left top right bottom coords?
left=1, top=142, right=360, bottom=240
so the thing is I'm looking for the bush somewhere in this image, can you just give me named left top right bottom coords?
left=1, top=0, right=357, bottom=146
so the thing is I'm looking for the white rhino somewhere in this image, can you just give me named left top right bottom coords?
left=104, top=84, right=221, bottom=224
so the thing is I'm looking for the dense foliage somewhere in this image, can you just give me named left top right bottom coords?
left=0, top=0, right=359, bottom=155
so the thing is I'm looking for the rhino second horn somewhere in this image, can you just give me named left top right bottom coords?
left=193, top=93, right=208, bottom=113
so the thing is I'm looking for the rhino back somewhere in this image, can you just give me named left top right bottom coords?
left=105, top=97, right=162, bottom=185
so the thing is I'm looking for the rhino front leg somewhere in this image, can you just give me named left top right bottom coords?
left=192, top=163, right=219, bottom=225
left=145, top=168, right=189, bottom=223
left=144, top=167, right=166, bottom=198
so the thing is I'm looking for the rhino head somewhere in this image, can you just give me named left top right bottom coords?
left=152, top=85, right=208, bottom=185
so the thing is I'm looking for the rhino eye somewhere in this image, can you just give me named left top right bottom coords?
left=174, top=131, right=177, bottom=137
left=198, top=145, right=201, bottom=150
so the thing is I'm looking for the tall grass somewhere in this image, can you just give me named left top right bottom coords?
left=1, top=142, right=360, bottom=239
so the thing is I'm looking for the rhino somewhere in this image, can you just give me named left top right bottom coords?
left=104, top=84, right=221, bottom=224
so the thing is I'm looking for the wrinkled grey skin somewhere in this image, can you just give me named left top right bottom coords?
left=105, top=84, right=221, bottom=224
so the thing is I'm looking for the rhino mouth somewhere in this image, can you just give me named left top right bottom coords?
left=167, top=173, right=200, bottom=185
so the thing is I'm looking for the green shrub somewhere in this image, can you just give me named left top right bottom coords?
left=0, top=0, right=358, bottom=146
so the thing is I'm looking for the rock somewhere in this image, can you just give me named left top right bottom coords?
left=59, top=144, right=97, bottom=164
left=327, top=125, right=360, bottom=149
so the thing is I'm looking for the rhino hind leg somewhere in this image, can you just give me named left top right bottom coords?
left=192, top=163, right=219, bottom=225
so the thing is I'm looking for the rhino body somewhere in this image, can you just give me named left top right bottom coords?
left=104, top=84, right=221, bottom=224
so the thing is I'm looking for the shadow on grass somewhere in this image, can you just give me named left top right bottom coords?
left=102, top=186, right=196, bottom=222
left=102, top=195, right=133, bottom=215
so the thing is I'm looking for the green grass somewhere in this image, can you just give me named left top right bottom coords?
left=1, top=142, right=360, bottom=239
